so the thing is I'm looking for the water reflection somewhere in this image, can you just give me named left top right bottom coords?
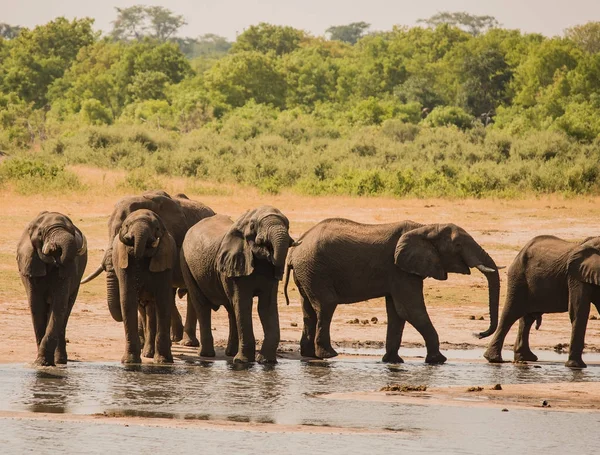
left=23, top=368, right=77, bottom=414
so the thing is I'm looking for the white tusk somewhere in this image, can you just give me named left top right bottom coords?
left=151, top=237, right=161, bottom=248
left=475, top=264, right=496, bottom=273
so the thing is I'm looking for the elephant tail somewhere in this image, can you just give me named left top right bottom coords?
left=283, top=262, right=293, bottom=306
left=81, top=264, right=104, bottom=284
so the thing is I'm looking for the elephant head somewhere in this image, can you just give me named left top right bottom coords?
left=394, top=223, right=500, bottom=338
left=567, top=237, right=600, bottom=287
left=217, top=206, right=294, bottom=280
left=17, top=212, right=86, bottom=278
left=107, top=209, right=176, bottom=322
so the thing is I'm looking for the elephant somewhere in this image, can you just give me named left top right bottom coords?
left=284, top=219, right=500, bottom=364
left=112, top=209, right=177, bottom=364
left=82, top=190, right=215, bottom=346
left=16, top=212, right=87, bottom=366
left=180, top=206, right=294, bottom=363
left=484, top=235, right=600, bottom=369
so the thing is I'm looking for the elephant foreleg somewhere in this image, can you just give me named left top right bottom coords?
left=231, top=286, right=256, bottom=363
left=25, top=282, right=47, bottom=350
left=55, top=292, right=76, bottom=365
left=566, top=281, right=590, bottom=369
left=315, top=303, right=338, bottom=359
left=382, top=295, right=405, bottom=364
left=170, top=289, right=184, bottom=343
left=394, top=279, right=445, bottom=364
left=142, top=301, right=156, bottom=359
left=120, top=276, right=141, bottom=364
left=154, top=285, right=173, bottom=364
left=225, top=307, right=238, bottom=357
left=181, top=298, right=200, bottom=347
left=514, top=315, right=538, bottom=362
left=300, top=290, right=317, bottom=358
left=257, top=283, right=280, bottom=363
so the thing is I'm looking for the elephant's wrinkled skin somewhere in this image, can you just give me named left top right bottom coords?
left=284, top=219, right=500, bottom=364
left=112, top=209, right=176, bottom=364
left=82, top=190, right=215, bottom=346
left=180, top=207, right=293, bottom=363
left=484, top=235, right=600, bottom=369
left=17, top=212, right=87, bottom=366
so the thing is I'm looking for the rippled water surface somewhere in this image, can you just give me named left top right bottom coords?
left=1, top=348, right=599, bottom=454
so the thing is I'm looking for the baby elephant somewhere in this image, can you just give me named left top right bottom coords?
left=484, top=235, right=600, bottom=368
left=112, top=209, right=176, bottom=364
left=17, top=212, right=87, bottom=366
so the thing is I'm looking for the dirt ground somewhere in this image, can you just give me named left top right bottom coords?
left=1, top=166, right=600, bottom=412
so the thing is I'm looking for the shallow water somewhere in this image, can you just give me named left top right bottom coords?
left=1, top=349, right=599, bottom=454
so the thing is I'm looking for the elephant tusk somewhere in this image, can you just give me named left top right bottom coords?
left=475, top=264, right=496, bottom=273
left=77, top=235, right=87, bottom=256
left=151, top=237, right=161, bottom=248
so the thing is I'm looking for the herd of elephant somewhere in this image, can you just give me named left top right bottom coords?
left=15, top=190, right=600, bottom=370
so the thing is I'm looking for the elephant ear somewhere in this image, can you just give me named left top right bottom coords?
left=16, top=227, right=46, bottom=277
left=394, top=225, right=447, bottom=280
left=150, top=232, right=176, bottom=273
left=217, top=227, right=254, bottom=278
left=568, top=243, right=600, bottom=286
left=114, top=237, right=129, bottom=269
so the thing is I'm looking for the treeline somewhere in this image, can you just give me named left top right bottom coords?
left=1, top=10, right=600, bottom=197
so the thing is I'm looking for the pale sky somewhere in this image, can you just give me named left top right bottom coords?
left=2, top=0, right=600, bottom=40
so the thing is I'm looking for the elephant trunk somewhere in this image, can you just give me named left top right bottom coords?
left=132, top=227, right=149, bottom=260
left=265, top=221, right=290, bottom=280
left=44, top=229, right=77, bottom=265
left=105, top=248, right=123, bottom=322
left=462, top=244, right=499, bottom=339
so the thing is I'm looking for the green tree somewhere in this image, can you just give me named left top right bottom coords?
left=326, top=22, right=370, bottom=44
left=111, top=5, right=186, bottom=42
left=232, top=23, right=305, bottom=56
left=418, top=12, right=500, bottom=36
left=204, top=51, right=286, bottom=108
left=565, top=22, right=600, bottom=54
left=1, top=17, right=97, bottom=108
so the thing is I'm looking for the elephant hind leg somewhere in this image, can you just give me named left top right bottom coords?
left=300, top=289, right=317, bottom=358
left=314, top=302, right=338, bottom=359
left=514, top=314, right=538, bottom=362
left=180, top=298, right=200, bottom=347
left=382, top=295, right=405, bottom=364
left=170, top=289, right=184, bottom=343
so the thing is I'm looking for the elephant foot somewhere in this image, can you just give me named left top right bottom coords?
left=54, top=355, right=67, bottom=365
left=225, top=346, right=238, bottom=357
left=199, top=347, right=216, bottom=357
left=142, top=347, right=155, bottom=359
left=121, top=353, right=142, bottom=364
left=300, top=340, right=316, bottom=358
left=315, top=345, right=338, bottom=359
left=233, top=352, right=255, bottom=363
left=154, top=354, right=174, bottom=364
left=171, top=325, right=184, bottom=343
left=483, top=349, right=503, bottom=363
left=33, top=356, right=55, bottom=367
left=514, top=351, right=538, bottom=362
left=180, top=335, right=200, bottom=347
left=425, top=352, right=447, bottom=365
left=257, top=353, right=277, bottom=364
left=382, top=352, right=404, bottom=364
left=565, top=358, right=587, bottom=369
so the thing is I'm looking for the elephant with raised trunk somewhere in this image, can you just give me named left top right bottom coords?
left=180, top=207, right=294, bottom=363
left=284, top=219, right=500, bottom=364
left=17, top=212, right=87, bottom=366
left=112, top=209, right=176, bottom=364
left=82, top=190, right=215, bottom=346
left=485, top=235, right=600, bottom=369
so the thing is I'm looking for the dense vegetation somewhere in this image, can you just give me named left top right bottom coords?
left=1, top=9, right=600, bottom=197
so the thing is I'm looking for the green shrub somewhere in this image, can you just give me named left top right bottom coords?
left=424, top=106, right=474, bottom=130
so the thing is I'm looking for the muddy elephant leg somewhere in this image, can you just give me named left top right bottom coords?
left=566, top=282, right=590, bottom=369
left=300, top=291, right=317, bottom=358
left=484, top=283, right=526, bottom=363
left=142, top=303, right=156, bottom=359
left=181, top=298, right=199, bottom=347
left=120, top=275, right=141, bottom=364
left=315, top=303, right=338, bottom=359
left=36, top=281, right=70, bottom=367
left=514, top=315, right=538, bottom=362
left=394, top=279, right=445, bottom=364
left=231, top=285, right=256, bottom=363
left=382, top=295, right=405, bottom=363
left=225, top=307, right=238, bottom=357
left=154, top=285, right=173, bottom=364
left=55, top=293, right=76, bottom=365
left=170, top=290, right=184, bottom=343
left=257, top=283, right=280, bottom=364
